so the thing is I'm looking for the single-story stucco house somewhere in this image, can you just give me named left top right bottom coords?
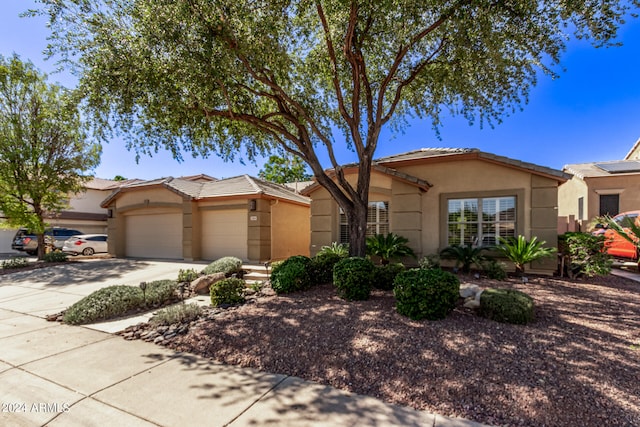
left=101, top=174, right=310, bottom=262
left=559, top=137, right=640, bottom=229
left=302, top=148, right=570, bottom=274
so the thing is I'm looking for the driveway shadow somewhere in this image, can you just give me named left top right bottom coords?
left=0, top=259, right=151, bottom=287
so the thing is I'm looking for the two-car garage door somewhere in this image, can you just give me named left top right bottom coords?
left=123, top=209, right=248, bottom=261
left=125, top=212, right=183, bottom=259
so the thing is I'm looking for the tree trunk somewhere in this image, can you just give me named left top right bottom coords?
left=347, top=198, right=368, bottom=257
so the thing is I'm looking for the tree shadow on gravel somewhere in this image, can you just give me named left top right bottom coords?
left=164, top=276, right=640, bottom=427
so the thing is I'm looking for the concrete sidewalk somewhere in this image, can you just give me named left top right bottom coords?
left=0, top=260, right=488, bottom=426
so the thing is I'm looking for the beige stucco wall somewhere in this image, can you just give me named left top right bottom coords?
left=307, top=158, right=562, bottom=273
left=584, top=175, right=640, bottom=220
left=559, top=174, right=640, bottom=228
left=271, top=201, right=310, bottom=260
left=558, top=177, right=588, bottom=220
left=68, top=188, right=110, bottom=214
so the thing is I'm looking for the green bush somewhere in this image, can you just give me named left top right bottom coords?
left=1, top=257, right=29, bottom=269
left=44, top=251, right=68, bottom=262
left=63, top=285, right=144, bottom=325
left=310, top=252, right=344, bottom=285
left=418, top=253, right=441, bottom=270
left=202, top=256, right=243, bottom=276
left=144, top=280, right=179, bottom=305
left=559, top=232, right=612, bottom=277
left=150, top=303, right=202, bottom=326
left=482, top=259, right=508, bottom=280
left=393, top=268, right=460, bottom=320
left=479, top=288, right=535, bottom=325
left=210, top=277, right=246, bottom=306
left=373, top=263, right=405, bottom=290
left=333, top=257, right=375, bottom=301
left=177, top=268, right=200, bottom=282
left=270, top=255, right=313, bottom=294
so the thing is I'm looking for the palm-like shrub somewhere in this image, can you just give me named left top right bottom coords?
left=366, top=233, right=416, bottom=265
left=317, top=242, right=349, bottom=257
left=495, top=235, right=556, bottom=276
left=439, top=244, right=486, bottom=273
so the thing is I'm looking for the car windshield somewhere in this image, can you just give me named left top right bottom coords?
left=618, top=215, right=638, bottom=227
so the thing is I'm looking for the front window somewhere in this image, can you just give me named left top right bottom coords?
left=340, top=201, right=389, bottom=243
left=447, top=196, right=515, bottom=247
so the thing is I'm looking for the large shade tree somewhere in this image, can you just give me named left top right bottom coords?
left=0, top=54, right=101, bottom=259
left=36, top=0, right=637, bottom=256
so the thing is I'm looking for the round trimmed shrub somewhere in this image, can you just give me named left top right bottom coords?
left=479, top=288, right=535, bottom=325
left=202, top=256, right=243, bottom=276
left=210, top=277, right=246, bottom=306
left=333, top=257, right=375, bottom=301
left=310, top=252, right=344, bottom=285
left=270, top=255, right=312, bottom=294
left=393, top=268, right=460, bottom=320
left=373, top=263, right=405, bottom=291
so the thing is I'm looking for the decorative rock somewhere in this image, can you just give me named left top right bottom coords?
left=459, top=284, right=480, bottom=299
left=191, top=272, right=226, bottom=294
left=464, top=299, right=481, bottom=309
left=153, top=336, right=164, bottom=344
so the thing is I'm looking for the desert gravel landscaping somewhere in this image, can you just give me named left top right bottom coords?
left=158, top=272, right=640, bottom=427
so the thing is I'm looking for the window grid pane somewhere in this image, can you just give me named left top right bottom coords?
left=448, top=196, right=516, bottom=247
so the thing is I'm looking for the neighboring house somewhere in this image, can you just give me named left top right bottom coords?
left=0, top=177, right=138, bottom=253
left=559, top=141, right=640, bottom=229
left=101, top=175, right=310, bottom=262
left=302, top=148, right=570, bottom=274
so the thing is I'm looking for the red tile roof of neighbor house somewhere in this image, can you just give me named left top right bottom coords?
left=100, top=175, right=310, bottom=208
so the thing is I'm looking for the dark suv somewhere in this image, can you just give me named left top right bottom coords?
left=12, top=227, right=84, bottom=255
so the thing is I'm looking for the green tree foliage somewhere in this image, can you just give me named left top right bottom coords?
left=259, top=155, right=311, bottom=184
left=0, top=54, right=100, bottom=259
left=36, top=0, right=638, bottom=256
left=495, top=235, right=556, bottom=276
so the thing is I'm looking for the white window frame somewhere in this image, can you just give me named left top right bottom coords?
left=340, top=201, right=389, bottom=244
left=446, top=196, right=516, bottom=247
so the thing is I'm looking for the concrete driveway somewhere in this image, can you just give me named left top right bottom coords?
left=0, top=258, right=206, bottom=318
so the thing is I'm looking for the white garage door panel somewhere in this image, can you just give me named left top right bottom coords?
left=125, top=213, right=182, bottom=259
left=202, top=210, right=247, bottom=261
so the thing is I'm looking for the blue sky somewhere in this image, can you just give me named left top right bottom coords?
left=1, top=0, right=639, bottom=180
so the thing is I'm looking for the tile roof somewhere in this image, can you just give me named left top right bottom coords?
left=563, top=160, right=640, bottom=179
left=101, top=175, right=310, bottom=207
left=376, top=147, right=570, bottom=181
left=374, top=148, right=478, bottom=163
left=84, top=177, right=142, bottom=190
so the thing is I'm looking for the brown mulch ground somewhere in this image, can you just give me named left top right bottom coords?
left=164, top=273, right=640, bottom=427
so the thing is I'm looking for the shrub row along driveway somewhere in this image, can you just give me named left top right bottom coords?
left=168, top=274, right=640, bottom=427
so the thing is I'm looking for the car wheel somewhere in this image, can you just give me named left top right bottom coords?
left=82, top=247, right=95, bottom=256
left=26, top=250, right=36, bottom=256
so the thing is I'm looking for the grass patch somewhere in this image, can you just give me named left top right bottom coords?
left=63, top=280, right=179, bottom=325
